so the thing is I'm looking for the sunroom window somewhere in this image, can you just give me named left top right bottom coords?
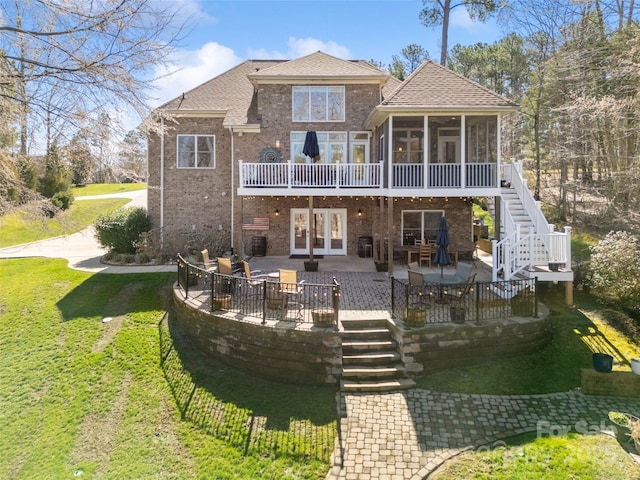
left=466, top=115, right=497, bottom=163
left=392, top=117, right=424, bottom=164
left=292, top=86, right=345, bottom=122
left=177, top=135, right=215, bottom=168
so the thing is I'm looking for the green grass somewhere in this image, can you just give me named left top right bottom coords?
left=72, top=183, right=146, bottom=197
left=0, top=258, right=335, bottom=479
left=434, top=432, right=640, bottom=479
left=0, top=198, right=129, bottom=248
left=415, top=286, right=640, bottom=394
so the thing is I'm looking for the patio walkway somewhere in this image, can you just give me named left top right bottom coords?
left=327, top=389, right=640, bottom=479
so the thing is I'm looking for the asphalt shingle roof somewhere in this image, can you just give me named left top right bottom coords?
left=383, top=60, right=518, bottom=108
left=156, top=52, right=517, bottom=129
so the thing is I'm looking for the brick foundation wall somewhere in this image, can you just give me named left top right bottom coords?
left=581, top=369, right=640, bottom=398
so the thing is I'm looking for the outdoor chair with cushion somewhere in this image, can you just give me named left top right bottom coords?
left=200, top=249, right=216, bottom=272
left=408, top=261, right=420, bottom=272
left=278, top=269, right=305, bottom=320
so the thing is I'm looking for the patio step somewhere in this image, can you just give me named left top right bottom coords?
left=340, top=318, right=413, bottom=392
left=342, top=351, right=401, bottom=364
left=342, top=365, right=407, bottom=379
left=340, top=378, right=416, bottom=393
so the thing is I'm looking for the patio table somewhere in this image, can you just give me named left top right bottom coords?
left=422, top=273, right=465, bottom=303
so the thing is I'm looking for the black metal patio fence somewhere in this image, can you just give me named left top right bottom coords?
left=177, top=255, right=340, bottom=327
left=391, top=276, right=538, bottom=325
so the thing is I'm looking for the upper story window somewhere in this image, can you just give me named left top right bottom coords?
left=292, top=86, right=345, bottom=122
left=177, top=135, right=215, bottom=168
left=392, top=117, right=424, bottom=164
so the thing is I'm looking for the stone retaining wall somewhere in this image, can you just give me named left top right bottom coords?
left=172, top=285, right=342, bottom=385
left=392, top=314, right=553, bottom=375
left=581, top=369, right=640, bottom=398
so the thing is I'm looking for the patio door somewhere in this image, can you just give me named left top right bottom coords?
left=437, top=128, right=460, bottom=163
left=291, top=208, right=347, bottom=255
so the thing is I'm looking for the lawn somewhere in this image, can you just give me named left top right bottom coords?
left=72, top=183, right=146, bottom=197
left=0, top=258, right=335, bottom=479
left=0, top=198, right=129, bottom=248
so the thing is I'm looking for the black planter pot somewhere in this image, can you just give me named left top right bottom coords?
left=450, top=306, right=466, bottom=324
left=593, top=352, right=613, bottom=373
left=374, top=262, right=388, bottom=272
left=548, top=262, right=561, bottom=272
left=304, top=260, right=319, bottom=272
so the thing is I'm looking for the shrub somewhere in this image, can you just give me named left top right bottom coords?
left=94, top=207, right=151, bottom=254
left=51, top=190, right=74, bottom=210
left=589, top=231, right=640, bottom=309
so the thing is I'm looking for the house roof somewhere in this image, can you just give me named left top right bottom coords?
left=158, top=59, right=282, bottom=127
left=156, top=52, right=518, bottom=130
left=247, top=51, right=390, bottom=84
left=382, top=60, right=518, bottom=109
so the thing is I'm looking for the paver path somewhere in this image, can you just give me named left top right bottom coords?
left=327, top=389, right=640, bottom=479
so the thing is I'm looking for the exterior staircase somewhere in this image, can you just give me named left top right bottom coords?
left=340, top=318, right=415, bottom=393
left=483, top=160, right=574, bottom=286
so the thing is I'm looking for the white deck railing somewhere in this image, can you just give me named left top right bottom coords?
left=239, top=161, right=383, bottom=189
left=240, top=161, right=498, bottom=190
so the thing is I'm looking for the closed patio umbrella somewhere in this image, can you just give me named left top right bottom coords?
left=303, top=131, right=319, bottom=160
left=433, top=215, right=452, bottom=277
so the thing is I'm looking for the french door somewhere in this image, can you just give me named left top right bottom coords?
left=291, top=208, right=347, bottom=255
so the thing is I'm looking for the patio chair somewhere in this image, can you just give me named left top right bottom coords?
left=201, top=249, right=216, bottom=272
left=278, top=269, right=305, bottom=320
left=408, top=261, right=420, bottom=272
left=418, top=243, right=432, bottom=268
left=443, top=273, right=476, bottom=304
left=215, top=257, right=239, bottom=295
left=242, top=260, right=269, bottom=282
left=408, top=269, right=431, bottom=306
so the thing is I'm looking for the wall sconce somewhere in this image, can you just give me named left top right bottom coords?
left=275, top=140, right=281, bottom=149
left=357, top=208, right=363, bottom=217
left=275, top=209, right=279, bottom=216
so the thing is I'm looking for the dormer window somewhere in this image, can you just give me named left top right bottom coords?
left=292, top=86, right=345, bottom=122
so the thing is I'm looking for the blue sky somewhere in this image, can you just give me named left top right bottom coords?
left=150, top=0, right=503, bottom=108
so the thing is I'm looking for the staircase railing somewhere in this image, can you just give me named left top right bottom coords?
left=494, top=160, right=572, bottom=281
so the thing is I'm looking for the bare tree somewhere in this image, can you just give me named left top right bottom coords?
left=0, top=0, right=187, bottom=154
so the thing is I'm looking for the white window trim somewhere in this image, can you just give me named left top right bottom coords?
left=292, top=86, right=345, bottom=122
left=176, top=134, right=216, bottom=169
left=291, top=131, right=369, bottom=164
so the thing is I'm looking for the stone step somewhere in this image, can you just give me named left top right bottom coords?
left=342, top=351, right=401, bottom=365
left=340, top=378, right=416, bottom=393
left=342, top=339, right=396, bottom=352
left=341, top=328, right=392, bottom=340
left=341, top=318, right=389, bottom=330
left=342, top=365, right=407, bottom=379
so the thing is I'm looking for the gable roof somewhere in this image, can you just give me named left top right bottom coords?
left=158, top=59, right=282, bottom=127
left=247, top=51, right=389, bottom=84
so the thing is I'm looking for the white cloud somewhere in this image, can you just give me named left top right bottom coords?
left=286, top=37, right=351, bottom=59
left=247, top=37, right=351, bottom=60
left=150, top=42, right=242, bottom=108
left=450, top=7, right=498, bottom=36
